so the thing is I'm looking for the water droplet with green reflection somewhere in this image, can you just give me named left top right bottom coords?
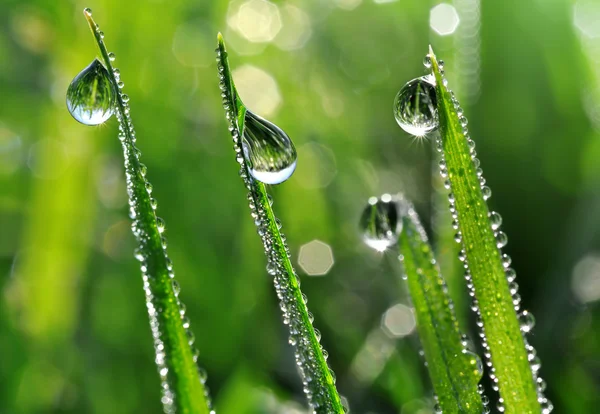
left=242, top=110, right=297, bottom=185
left=66, top=58, right=116, bottom=126
left=360, top=194, right=402, bottom=252
left=393, top=75, right=439, bottom=137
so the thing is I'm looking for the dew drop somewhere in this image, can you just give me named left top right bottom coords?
left=519, top=310, right=535, bottom=333
left=241, top=110, right=297, bottom=185
left=393, top=76, right=438, bottom=137
left=156, top=217, right=166, bottom=233
left=359, top=195, right=401, bottom=252
left=489, top=211, right=502, bottom=230
left=66, top=59, right=116, bottom=126
left=108, top=52, right=116, bottom=61
left=496, top=231, right=508, bottom=248
left=423, top=54, right=432, bottom=69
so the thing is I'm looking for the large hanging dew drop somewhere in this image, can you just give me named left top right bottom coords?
left=393, top=75, right=439, bottom=137
left=242, top=110, right=297, bottom=185
left=66, top=58, right=116, bottom=125
left=360, top=194, right=402, bottom=252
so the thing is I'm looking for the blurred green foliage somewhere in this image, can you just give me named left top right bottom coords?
left=0, top=0, right=599, bottom=413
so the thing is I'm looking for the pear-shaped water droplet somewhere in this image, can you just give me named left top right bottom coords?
left=66, top=59, right=116, bottom=126
left=242, top=110, right=297, bottom=185
left=360, top=195, right=401, bottom=252
left=393, top=76, right=438, bottom=137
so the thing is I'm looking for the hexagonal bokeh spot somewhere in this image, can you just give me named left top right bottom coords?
left=232, top=64, right=282, bottom=116
left=298, top=240, right=334, bottom=276
left=381, top=303, right=416, bottom=338
left=228, top=0, right=282, bottom=43
left=430, top=3, right=460, bottom=36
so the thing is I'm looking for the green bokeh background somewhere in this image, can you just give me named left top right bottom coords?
left=1, top=0, right=599, bottom=412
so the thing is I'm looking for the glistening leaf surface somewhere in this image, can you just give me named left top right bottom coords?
left=430, top=47, right=542, bottom=413
left=82, top=10, right=212, bottom=414
left=216, top=35, right=344, bottom=413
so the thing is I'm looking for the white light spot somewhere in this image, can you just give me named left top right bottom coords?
left=381, top=303, right=416, bottom=338
left=430, top=3, right=460, bottom=36
left=232, top=65, right=282, bottom=116
left=298, top=240, right=334, bottom=276
left=572, top=254, right=600, bottom=304
left=574, top=1, right=600, bottom=39
left=228, top=0, right=282, bottom=43
left=275, top=4, right=312, bottom=51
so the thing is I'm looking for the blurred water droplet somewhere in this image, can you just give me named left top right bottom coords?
left=393, top=75, right=438, bottom=137
left=66, top=59, right=116, bottom=125
left=242, top=110, right=297, bottom=184
left=359, top=195, right=401, bottom=252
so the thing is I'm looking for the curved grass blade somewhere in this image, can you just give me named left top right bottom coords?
left=429, top=47, right=548, bottom=413
left=80, top=9, right=212, bottom=414
left=397, top=199, right=484, bottom=413
left=216, top=34, right=344, bottom=414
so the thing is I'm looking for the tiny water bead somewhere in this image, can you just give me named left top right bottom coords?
left=393, top=75, right=439, bottom=137
left=66, top=58, right=116, bottom=126
left=242, top=109, right=297, bottom=185
left=360, top=195, right=401, bottom=252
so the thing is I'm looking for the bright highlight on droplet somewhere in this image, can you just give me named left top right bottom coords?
left=393, top=76, right=439, bottom=137
left=298, top=240, right=335, bottom=276
left=242, top=110, right=297, bottom=184
left=430, top=3, right=460, bottom=36
left=227, top=0, right=282, bottom=43
left=360, top=195, right=401, bottom=252
left=66, top=59, right=116, bottom=125
left=381, top=303, right=416, bottom=338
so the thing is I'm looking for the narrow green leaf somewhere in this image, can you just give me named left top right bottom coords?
left=429, top=47, right=546, bottom=413
left=79, top=9, right=212, bottom=414
left=398, top=199, right=484, bottom=413
left=216, top=34, right=345, bottom=414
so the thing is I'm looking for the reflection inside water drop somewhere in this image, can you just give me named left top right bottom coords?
left=242, top=110, right=297, bottom=185
left=393, top=75, right=438, bottom=137
left=360, top=195, right=402, bottom=252
left=66, top=58, right=116, bottom=126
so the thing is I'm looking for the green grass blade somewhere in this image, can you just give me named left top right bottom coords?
left=397, top=200, right=484, bottom=413
left=216, top=34, right=344, bottom=414
left=80, top=10, right=212, bottom=414
left=429, top=47, right=546, bottom=413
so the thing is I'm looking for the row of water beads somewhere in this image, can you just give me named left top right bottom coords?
left=67, top=10, right=214, bottom=413
left=216, top=45, right=346, bottom=413
left=360, top=195, right=488, bottom=413
left=391, top=54, right=550, bottom=413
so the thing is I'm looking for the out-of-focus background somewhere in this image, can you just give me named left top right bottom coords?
left=1, top=0, right=600, bottom=412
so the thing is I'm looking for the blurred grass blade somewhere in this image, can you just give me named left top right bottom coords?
left=398, top=199, right=484, bottom=413
left=80, top=9, right=212, bottom=413
left=216, top=34, right=344, bottom=413
left=429, top=47, right=547, bottom=413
